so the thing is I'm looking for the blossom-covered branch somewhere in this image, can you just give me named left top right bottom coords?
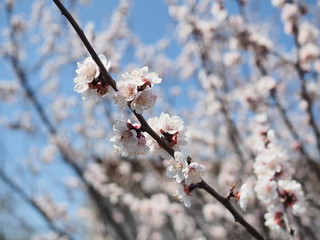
left=52, top=1, right=266, bottom=239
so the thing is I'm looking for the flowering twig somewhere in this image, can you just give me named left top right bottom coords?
left=51, top=1, right=266, bottom=239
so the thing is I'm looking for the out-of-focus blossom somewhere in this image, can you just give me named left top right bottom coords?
left=253, top=137, right=291, bottom=180
left=298, top=22, right=319, bottom=45
left=211, top=3, right=227, bottom=22
left=300, top=43, right=320, bottom=63
left=223, top=51, right=241, bottom=66
left=235, top=183, right=254, bottom=211
left=272, top=0, right=286, bottom=8
left=253, top=128, right=306, bottom=234
left=238, top=76, right=276, bottom=111
left=281, top=3, right=299, bottom=34
left=278, top=180, right=306, bottom=215
left=254, top=178, right=278, bottom=204
left=264, top=205, right=286, bottom=232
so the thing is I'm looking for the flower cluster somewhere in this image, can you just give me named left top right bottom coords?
left=75, top=57, right=205, bottom=208
left=114, top=66, right=161, bottom=114
left=147, top=112, right=188, bottom=158
left=74, top=54, right=112, bottom=101
left=253, top=129, right=306, bottom=233
left=109, top=114, right=205, bottom=207
left=110, top=118, right=149, bottom=158
left=167, top=152, right=205, bottom=207
left=166, top=152, right=205, bottom=185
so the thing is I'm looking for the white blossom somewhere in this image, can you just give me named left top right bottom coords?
left=74, top=54, right=111, bottom=100
left=130, top=88, right=156, bottom=114
left=272, top=0, right=286, bottom=8
left=223, top=51, right=241, bottom=66
left=278, top=180, right=306, bottom=215
left=110, top=118, right=149, bottom=158
left=254, top=178, right=278, bottom=204
left=300, top=43, right=320, bottom=63
left=174, top=183, right=192, bottom=208
left=166, top=151, right=188, bottom=183
left=281, top=3, right=299, bottom=34
left=75, top=54, right=109, bottom=83
left=123, top=66, right=162, bottom=86
left=298, top=22, right=319, bottom=45
left=147, top=113, right=188, bottom=158
left=184, top=162, right=205, bottom=185
left=114, top=66, right=161, bottom=113
left=236, top=183, right=254, bottom=211
left=264, top=205, right=285, bottom=232
left=117, top=80, right=138, bottom=101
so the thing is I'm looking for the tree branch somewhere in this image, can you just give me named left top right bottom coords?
left=51, top=1, right=266, bottom=239
left=198, top=180, right=265, bottom=240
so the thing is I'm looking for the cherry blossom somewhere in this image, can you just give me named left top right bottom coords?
left=278, top=180, right=306, bottom=215
left=124, top=66, right=162, bottom=86
left=264, top=205, right=286, bottom=232
left=74, top=54, right=111, bottom=100
left=184, top=162, right=205, bottom=185
left=130, top=88, right=156, bottom=114
left=174, top=183, right=192, bottom=208
left=254, top=178, right=278, bottom=204
left=298, top=22, right=319, bottom=45
left=166, top=151, right=188, bottom=183
left=110, top=118, right=149, bottom=158
left=147, top=113, right=188, bottom=158
left=114, top=66, right=161, bottom=113
left=235, top=183, right=254, bottom=211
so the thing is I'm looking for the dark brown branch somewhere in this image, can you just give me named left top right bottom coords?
left=198, top=181, right=266, bottom=240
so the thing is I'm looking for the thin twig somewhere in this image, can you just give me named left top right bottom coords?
left=198, top=181, right=265, bottom=240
